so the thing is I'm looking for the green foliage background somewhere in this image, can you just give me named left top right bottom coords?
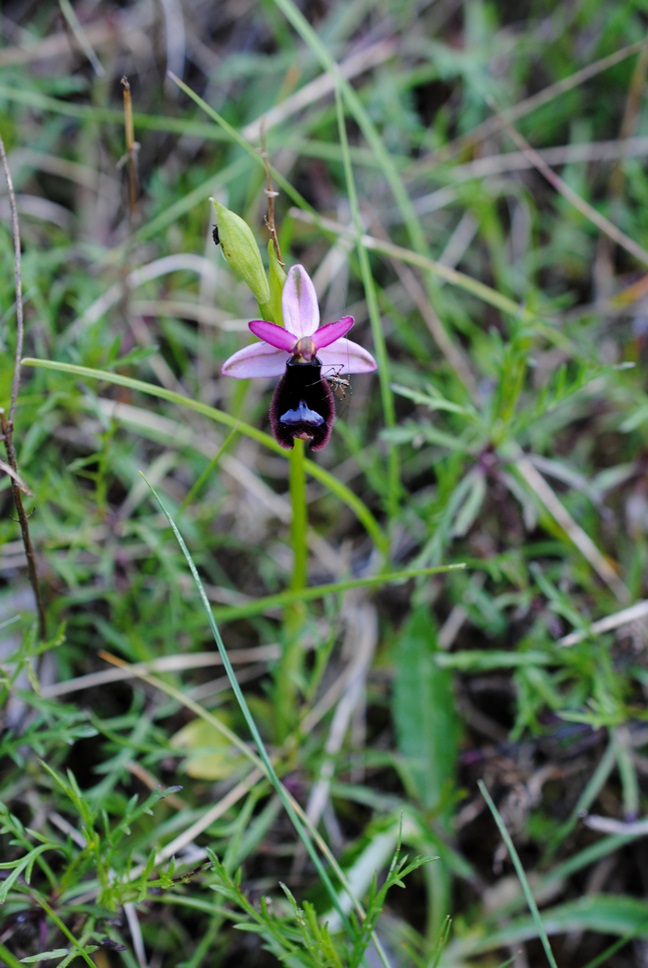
left=1, top=2, right=648, bottom=966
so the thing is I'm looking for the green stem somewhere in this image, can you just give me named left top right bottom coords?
left=276, top=439, right=308, bottom=740
left=0, top=945, right=25, bottom=968
left=289, top=438, right=308, bottom=595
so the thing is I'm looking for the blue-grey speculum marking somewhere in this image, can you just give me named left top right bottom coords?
left=279, top=400, right=325, bottom=427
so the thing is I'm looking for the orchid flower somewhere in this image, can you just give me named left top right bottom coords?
left=222, top=265, right=377, bottom=450
left=221, top=265, right=376, bottom=378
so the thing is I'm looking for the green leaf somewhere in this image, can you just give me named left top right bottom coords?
left=452, top=894, right=648, bottom=960
left=392, top=608, right=459, bottom=823
left=390, top=383, right=477, bottom=417
left=451, top=467, right=486, bottom=537
left=0, top=843, right=61, bottom=902
left=170, top=718, right=248, bottom=780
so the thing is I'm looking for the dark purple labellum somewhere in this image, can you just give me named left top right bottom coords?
left=270, top=358, right=335, bottom=450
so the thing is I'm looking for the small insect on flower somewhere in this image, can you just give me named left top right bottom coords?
left=324, top=365, right=351, bottom=401
left=221, top=265, right=376, bottom=451
left=212, top=224, right=220, bottom=246
left=305, top=364, right=351, bottom=402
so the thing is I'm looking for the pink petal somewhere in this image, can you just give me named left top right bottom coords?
left=249, top=319, right=296, bottom=352
left=317, top=337, right=377, bottom=374
left=312, top=316, right=354, bottom=350
left=282, top=265, right=319, bottom=338
left=221, top=341, right=287, bottom=378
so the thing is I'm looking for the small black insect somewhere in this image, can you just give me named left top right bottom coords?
left=212, top=224, right=220, bottom=246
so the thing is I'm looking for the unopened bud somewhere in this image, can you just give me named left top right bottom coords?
left=210, top=200, right=271, bottom=314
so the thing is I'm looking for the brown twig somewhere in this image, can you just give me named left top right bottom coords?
left=121, top=76, right=140, bottom=225
left=260, top=126, right=283, bottom=266
left=0, top=135, right=48, bottom=640
left=489, top=97, right=648, bottom=269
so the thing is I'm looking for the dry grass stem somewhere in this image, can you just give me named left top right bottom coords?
left=514, top=452, right=629, bottom=601
left=558, top=600, right=648, bottom=648
left=494, top=106, right=648, bottom=269
left=425, top=37, right=648, bottom=165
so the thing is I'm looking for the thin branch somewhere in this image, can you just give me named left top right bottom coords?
left=513, top=449, right=629, bottom=602
left=0, top=134, right=47, bottom=640
left=260, top=125, right=283, bottom=266
left=0, top=136, right=24, bottom=427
